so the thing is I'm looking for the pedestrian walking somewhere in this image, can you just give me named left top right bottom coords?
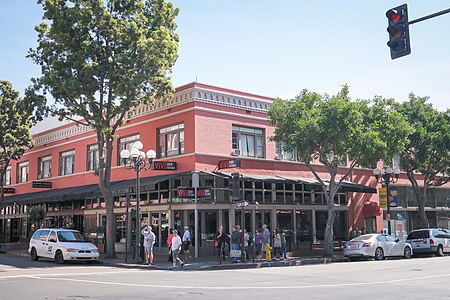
left=254, top=229, right=263, bottom=260
left=167, top=228, right=175, bottom=263
left=170, top=230, right=184, bottom=270
left=243, top=229, right=250, bottom=260
left=141, top=225, right=155, bottom=265
left=273, top=229, right=282, bottom=260
left=231, top=225, right=240, bottom=263
left=261, top=224, right=270, bottom=257
left=280, top=229, right=287, bottom=259
left=216, top=226, right=228, bottom=262
left=182, top=226, right=192, bottom=260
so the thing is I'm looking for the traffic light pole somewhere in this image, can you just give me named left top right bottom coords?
left=408, top=8, right=450, bottom=25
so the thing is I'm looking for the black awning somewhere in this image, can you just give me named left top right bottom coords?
left=337, top=181, right=377, bottom=194
left=2, top=172, right=186, bottom=206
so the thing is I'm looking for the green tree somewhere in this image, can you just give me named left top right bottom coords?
left=268, top=86, right=411, bottom=257
left=398, top=95, right=450, bottom=228
left=0, top=80, right=45, bottom=204
left=28, top=0, right=179, bottom=258
left=28, top=205, right=46, bottom=230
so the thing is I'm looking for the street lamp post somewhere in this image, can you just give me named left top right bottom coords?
left=373, top=166, right=400, bottom=235
left=120, top=141, right=156, bottom=263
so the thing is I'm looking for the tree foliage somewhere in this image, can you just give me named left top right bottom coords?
left=0, top=80, right=45, bottom=204
left=398, top=94, right=450, bottom=228
left=28, top=205, right=46, bottom=229
left=29, top=0, right=179, bottom=258
left=268, top=86, right=411, bottom=257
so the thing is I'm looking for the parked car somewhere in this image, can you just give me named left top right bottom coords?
left=406, top=228, right=450, bottom=256
left=29, top=228, right=99, bottom=264
left=344, top=234, right=412, bottom=261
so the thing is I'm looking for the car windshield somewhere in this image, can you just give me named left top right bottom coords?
left=352, top=234, right=374, bottom=241
left=57, top=231, right=87, bottom=242
left=407, top=230, right=429, bottom=240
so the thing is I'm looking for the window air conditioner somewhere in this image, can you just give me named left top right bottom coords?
left=231, top=149, right=241, bottom=156
left=275, top=154, right=283, bottom=160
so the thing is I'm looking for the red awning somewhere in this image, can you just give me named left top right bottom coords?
left=363, top=202, right=383, bottom=218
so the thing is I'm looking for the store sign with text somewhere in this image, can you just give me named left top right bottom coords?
left=152, top=161, right=177, bottom=170
left=177, top=187, right=211, bottom=199
left=218, top=159, right=240, bottom=170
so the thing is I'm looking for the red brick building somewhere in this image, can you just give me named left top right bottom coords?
left=2, top=82, right=449, bottom=253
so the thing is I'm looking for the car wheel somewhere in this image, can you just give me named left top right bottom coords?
left=54, top=250, right=65, bottom=264
left=436, top=245, right=444, bottom=257
left=403, top=247, right=412, bottom=259
left=30, top=247, right=39, bottom=261
left=374, top=247, right=384, bottom=261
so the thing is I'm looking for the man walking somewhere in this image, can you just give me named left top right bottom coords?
left=170, top=230, right=184, bottom=270
left=182, top=226, right=192, bottom=260
left=141, top=225, right=155, bottom=265
left=231, top=225, right=240, bottom=263
left=261, top=224, right=270, bottom=257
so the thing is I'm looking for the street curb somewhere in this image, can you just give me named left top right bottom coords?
left=0, top=250, right=30, bottom=257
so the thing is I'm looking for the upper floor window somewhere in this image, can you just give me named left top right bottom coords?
left=2, top=166, right=11, bottom=186
left=393, top=153, right=403, bottom=171
left=59, top=150, right=75, bottom=176
left=87, top=144, right=99, bottom=171
left=232, top=125, right=264, bottom=158
left=118, top=134, right=140, bottom=166
left=38, top=155, right=52, bottom=179
left=17, top=161, right=29, bottom=183
left=158, top=123, right=184, bottom=158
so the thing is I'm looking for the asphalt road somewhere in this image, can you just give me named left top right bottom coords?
left=1, top=254, right=450, bottom=299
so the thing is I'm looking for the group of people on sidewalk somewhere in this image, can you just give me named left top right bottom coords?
left=141, top=225, right=192, bottom=270
left=216, top=224, right=288, bottom=262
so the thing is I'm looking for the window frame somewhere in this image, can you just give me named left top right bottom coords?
left=17, top=161, right=29, bottom=183
left=3, top=166, right=11, bottom=186
left=232, top=125, right=265, bottom=158
left=59, top=150, right=75, bottom=176
left=117, top=134, right=140, bottom=166
left=157, top=123, right=184, bottom=158
left=37, top=155, right=52, bottom=179
left=87, top=144, right=100, bottom=171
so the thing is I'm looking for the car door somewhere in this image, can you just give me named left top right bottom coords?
left=382, top=235, right=396, bottom=256
left=387, top=235, right=403, bottom=256
left=36, top=230, right=50, bottom=257
left=45, top=231, right=58, bottom=259
left=375, top=235, right=389, bottom=256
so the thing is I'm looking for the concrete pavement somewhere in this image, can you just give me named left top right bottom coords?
left=0, top=242, right=346, bottom=271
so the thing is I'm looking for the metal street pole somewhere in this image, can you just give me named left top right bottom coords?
left=134, top=166, right=142, bottom=263
left=192, top=172, right=200, bottom=258
left=385, top=173, right=391, bottom=235
left=125, top=193, right=129, bottom=263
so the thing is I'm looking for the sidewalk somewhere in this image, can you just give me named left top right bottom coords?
left=0, top=242, right=347, bottom=270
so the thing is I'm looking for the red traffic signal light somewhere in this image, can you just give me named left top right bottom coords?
left=386, top=4, right=411, bottom=60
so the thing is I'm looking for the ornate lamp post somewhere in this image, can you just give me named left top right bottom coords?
left=373, top=166, right=400, bottom=235
left=120, top=141, right=156, bottom=263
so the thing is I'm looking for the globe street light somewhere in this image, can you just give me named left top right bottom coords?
left=373, top=166, right=400, bottom=235
left=120, top=141, right=156, bottom=263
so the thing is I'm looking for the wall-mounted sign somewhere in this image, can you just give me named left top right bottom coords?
left=177, top=187, right=211, bottom=199
left=218, top=159, right=240, bottom=170
left=32, top=181, right=52, bottom=188
left=152, top=161, right=177, bottom=171
left=3, top=187, right=15, bottom=194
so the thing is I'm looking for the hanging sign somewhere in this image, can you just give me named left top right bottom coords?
left=152, top=161, right=177, bottom=170
left=218, top=159, right=240, bottom=170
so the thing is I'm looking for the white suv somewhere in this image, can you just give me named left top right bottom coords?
left=29, top=228, right=99, bottom=264
left=406, top=228, right=450, bottom=256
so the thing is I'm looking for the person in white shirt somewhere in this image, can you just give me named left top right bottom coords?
left=182, top=226, right=192, bottom=260
left=141, top=225, right=156, bottom=265
left=170, top=230, right=184, bottom=269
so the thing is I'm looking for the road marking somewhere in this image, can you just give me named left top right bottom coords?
left=24, top=272, right=450, bottom=290
left=0, top=270, right=142, bottom=280
left=371, top=266, right=397, bottom=270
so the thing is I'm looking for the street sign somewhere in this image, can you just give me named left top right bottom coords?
left=235, top=201, right=249, bottom=208
left=2, top=187, right=15, bottom=194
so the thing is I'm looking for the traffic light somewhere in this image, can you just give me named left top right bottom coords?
left=386, top=4, right=411, bottom=59
left=230, top=172, right=240, bottom=201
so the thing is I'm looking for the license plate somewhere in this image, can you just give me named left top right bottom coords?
left=350, top=244, right=359, bottom=249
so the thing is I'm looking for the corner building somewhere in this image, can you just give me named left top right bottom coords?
left=2, top=82, right=450, bottom=254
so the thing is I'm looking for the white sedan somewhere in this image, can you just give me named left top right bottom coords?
left=344, top=234, right=412, bottom=261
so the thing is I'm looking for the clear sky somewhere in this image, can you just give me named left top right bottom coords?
left=1, top=0, right=449, bottom=117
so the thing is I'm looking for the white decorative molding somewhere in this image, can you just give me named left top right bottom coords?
left=33, top=84, right=273, bottom=147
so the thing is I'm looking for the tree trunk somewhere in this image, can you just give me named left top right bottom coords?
left=98, top=133, right=116, bottom=259
left=323, top=201, right=336, bottom=258
left=406, top=169, right=430, bottom=230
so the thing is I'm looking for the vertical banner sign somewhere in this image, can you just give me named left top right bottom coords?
left=379, top=187, right=387, bottom=208
left=389, top=187, right=398, bottom=207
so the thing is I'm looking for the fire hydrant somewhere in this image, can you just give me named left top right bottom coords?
left=265, top=243, right=272, bottom=262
